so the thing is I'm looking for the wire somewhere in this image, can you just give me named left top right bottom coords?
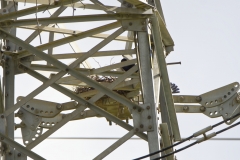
left=152, top=120, right=240, bottom=160
left=133, top=135, right=194, bottom=160
left=133, top=112, right=240, bottom=160
left=152, top=142, right=198, bottom=160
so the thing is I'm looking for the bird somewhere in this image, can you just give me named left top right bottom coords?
left=121, top=58, right=135, bottom=71
left=170, top=82, right=180, bottom=93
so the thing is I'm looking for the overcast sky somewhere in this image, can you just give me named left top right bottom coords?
left=9, top=0, right=240, bottom=159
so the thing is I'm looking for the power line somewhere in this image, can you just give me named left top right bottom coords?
left=152, top=121, right=240, bottom=160
left=134, top=112, right=240, bottom=160
left=14, top=137, right=240, bottom=140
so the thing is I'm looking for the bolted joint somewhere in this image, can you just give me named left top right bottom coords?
left=200, top=106, right=206, bottom=112
left=196, top=96, right=202, bottom=102
left=183, top=106, right=189, bottom=112
left=17, top=153, right=21, bottom=157
left=236, top=96, right=240, bottom=103
left=56, top=104, right=62, bottom=110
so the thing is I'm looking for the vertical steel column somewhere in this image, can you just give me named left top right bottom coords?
left=3, top=2, right=18, bottom=159
left=137, top=32, right=160, bottom=158
left=4, top=55, right=15, bottom=160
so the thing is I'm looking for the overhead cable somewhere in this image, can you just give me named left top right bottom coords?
left=134, top=112, right=240, bottom=160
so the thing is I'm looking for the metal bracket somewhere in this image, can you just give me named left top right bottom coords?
left=17, top=108, right=43, bottom=145
left=17, top=96, right=62, bottom=118
left=132, top=103, right=154, bottom=132
left=200, top=82, right=239, bottom=107
left=203, top=92, right=240, bottom=125
left=121, top=19, right=147, bottom=31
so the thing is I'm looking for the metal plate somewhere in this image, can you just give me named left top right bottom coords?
left=132, top=103, right=153, bottom=132
left=200, top=82, right=239, bottom=107
left=18, top=108, right=43, bottom=145
left=18, top=96, right=62, bottom=118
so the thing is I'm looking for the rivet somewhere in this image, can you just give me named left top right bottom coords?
left=138, top=109, right=142, bottom=112
left=196, top=96, right=202, bottom=102
left=147, top=106, right=150, bottom=110
left=148, top=125, right=152, bottom=129
left=183, top=106, right=189, bottom=112
left=140, top=124, right=144, bottom=128
left=148, top=116, right=151, bottom=119
left=129, top=22, right=132, bottom=26
left=1, top=115, right=4, bottom=119
left=133, top=106, right=137, bottom=110
left=200, top=106, right=206, bottom=112
left=17, top=153, right=21, bottom=157
left=56, top=104, right=62, bottom=110
left=135, top=128, right=139, bottom=132
left=18, top=47, right=22, bottom=50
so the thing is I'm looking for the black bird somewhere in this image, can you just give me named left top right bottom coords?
left=121, top=58, right=135, bottom=71
left=170, top=82, right=180, bottom=93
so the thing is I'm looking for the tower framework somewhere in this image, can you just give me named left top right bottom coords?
left=1, top=0, right=239, bottom=160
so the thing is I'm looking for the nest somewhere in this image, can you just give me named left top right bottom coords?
left=74, top=76, right=130, bottom=96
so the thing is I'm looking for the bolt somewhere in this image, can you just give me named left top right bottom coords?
left=148, top=125, right=152, bottom=129
left=236, top=96, right=240, bottom=103
left=183, top=106, right=189, bottom=112
left=135, top=128, right=139, bottom=132
left=31, top=107, right=34, bottom=110
left=138, top=109, right=142, bottom=112
left=26, top=105, right=30, bottom=108
left=17, top=153, right=21, bottom=157
left=8, top=152, right=12, bottom=155
left=196, top=96, right=202, bottom=102
left=129, top=22, right=132, bottom=26
left=56, top=104, right=62, bottom=110
left=1, top=115, right=4, bottom=119
left=133, top=106, right=137, bottom=110
left=200, top=106, right=206, bottom=112
left=147, top=106, right=150, bottom=110
left=73, top=31, right=76, bottom=34
left=18, top=47, right=22, bottom=50
left=180, top=96, right=184, bottom=102
left=147, top=115, right=151, bottom=119
left=65, top=68, right=69, bottom=72
left=140, top=124, right=144, bottom=128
